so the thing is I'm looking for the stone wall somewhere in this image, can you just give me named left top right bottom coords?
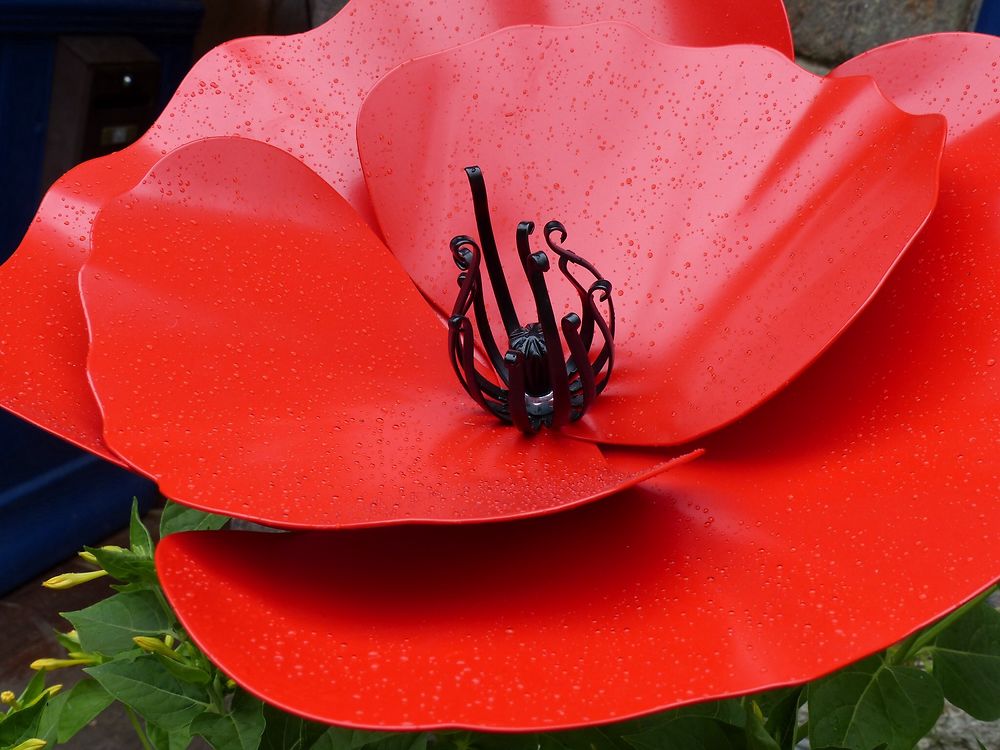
left=784, top=0, right=982, bottom=64
left=310, top=0, right=985, bottom=67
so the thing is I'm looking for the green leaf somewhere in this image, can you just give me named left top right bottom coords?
left=65, top=589, right=173, bottom=654
left=0, top=697, right=47, bottom=746
left=537, top=727, right=631, bottom=750
left=192, top=689, right=265, bottom=750
left=85, top=545, right=157, bottom=586
left=755, top=688, right=801, bottom=750
left=130, top=499, right=154, bottom=558
left=464, top=732, right=545, bottom=750
left=37, top=678, right=114, bottom=742
left=15, top=672, right=47, bottom=706
left=744, top=702, right=779, bottom=750
left=87, top=656, right=211, bottom=731
left=807, top=655, right=943, bottom=750
left=309, top=729, right=427, bottom=750
left=623, top=716, right=747, bottom=750
left=621, top=703, right=749, bottom=750
left=932, top=600, right=1000, bottom=720
left=160, top=500, right=230, bottom=536
left=260, top=705, right=327, bottom=750
left=364, top=734, right=430, bottom=750
left=148, top=721, right=194, bottom=750
left=156, top=654, right=213, bottom=686
left=614, top=700, right=746, bottom=744
left=54, top=629, right=81, bottom=653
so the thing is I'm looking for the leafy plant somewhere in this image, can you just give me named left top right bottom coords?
left=1, top=501, right=997, bottom=750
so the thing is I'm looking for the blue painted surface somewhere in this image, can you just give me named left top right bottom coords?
left=0, top=410, right=157, bottom=595
left=0, top=0, right=199, bottom=592
left=0, top=0, right=203, bottom=260
left=977, top=0, right=1000, bottom=34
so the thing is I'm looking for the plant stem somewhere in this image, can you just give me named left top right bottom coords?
left=125, top=705, right=154, bottom=750
left=793, top=720, right=809, bottom=746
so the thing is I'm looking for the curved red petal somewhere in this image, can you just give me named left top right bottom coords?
left=0, top=0, right=790, bottom=455
left=155, top=499, right=806, bottom=733
left=82, top=138, right=691, bottom=528
left=597, top=27, right=1000, bottom=708
left=157, top=33, right=1000, bottom=731
left=358, top=24, right=945, bottom=447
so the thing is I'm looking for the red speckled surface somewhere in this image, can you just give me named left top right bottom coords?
left=156, top=32, right=1000, bottom=729
left=0, top=0, right=791, bottom=460
left=82, top=137, right=693, bottom=527
left=359, top=24, right=945, bottom=446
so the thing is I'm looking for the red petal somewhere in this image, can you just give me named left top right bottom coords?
left=155, top=500, right=805, bottom=732
left=157, top=33, right=1000, bottom=730
left=601, top=28, right=1000, bottom=711
left=82, top=138, right=692, bottom=528
left=0, top=0, right=790, bottom=455
left=358, top=24, right=946, bottom=447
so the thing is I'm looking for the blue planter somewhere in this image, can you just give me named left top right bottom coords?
left=0, top=410, right=157, bottom=595
left=0, top=0, right=199, bottom=594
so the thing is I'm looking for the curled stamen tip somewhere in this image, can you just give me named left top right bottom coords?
left=544, top=220, right=568, bottom=242
left=529, top=252, right=550, bottom=272
left=591, top=279, right=612, bottom=301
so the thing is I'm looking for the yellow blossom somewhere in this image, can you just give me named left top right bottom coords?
left=42, top=570, right=108, bottom=590
left=133, top=636, right=181, bottom=661
left=29, top=657, right=96, bottom=671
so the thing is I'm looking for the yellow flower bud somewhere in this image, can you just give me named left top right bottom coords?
left=42, top=570, right=108, bottom=590
left=11, top=739, right=48, bottom=750
left=43, top=684, right=63, bottom=698
left=1, top=689, right=17, bottom=706
left=133, top=636, right=181, bottom=661
left=29, top=657, right=96, bottom=671
left=77, top=550, right=98, bottom=564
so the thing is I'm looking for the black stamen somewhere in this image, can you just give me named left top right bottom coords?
left=465, top=166, right=521, bottom=335
left=447, top=166, right=615, bottom=433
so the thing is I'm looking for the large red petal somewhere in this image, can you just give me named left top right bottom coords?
left=604, top=27, right=1000, bottom=708
left=157, top=502, right=803, bottom=732
left=157, top=34, right=1000, bottom=730
left=82, top=138, right=690, bottom=528
left=0, top=0, right=791, bottom=458
left=358, top=24, right=945, bottom=447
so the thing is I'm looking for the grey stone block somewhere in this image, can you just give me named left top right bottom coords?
left=312, top=0, right=349, bottom=26
left=786, top=0, right=984, bottom=66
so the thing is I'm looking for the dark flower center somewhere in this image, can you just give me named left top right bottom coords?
left=447, top=166, right=615, bottom=434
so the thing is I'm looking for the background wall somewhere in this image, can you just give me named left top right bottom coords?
left=195, top=0, right=311, bottom=56
left=786, top=0, right=983, bottom=65
left=306, top=0, right=986, bottom=68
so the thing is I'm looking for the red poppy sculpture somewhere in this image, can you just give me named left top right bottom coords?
left=1, top=0, right=999, bottom=734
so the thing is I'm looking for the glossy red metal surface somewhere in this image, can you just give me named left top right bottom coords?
left=156, top=33, right=1000, bottom=729
left=358, top=24, right=946, bottom=447
left=0, top=0, right=791, bottom=459
left=82, top=137, right=694, bottom=528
